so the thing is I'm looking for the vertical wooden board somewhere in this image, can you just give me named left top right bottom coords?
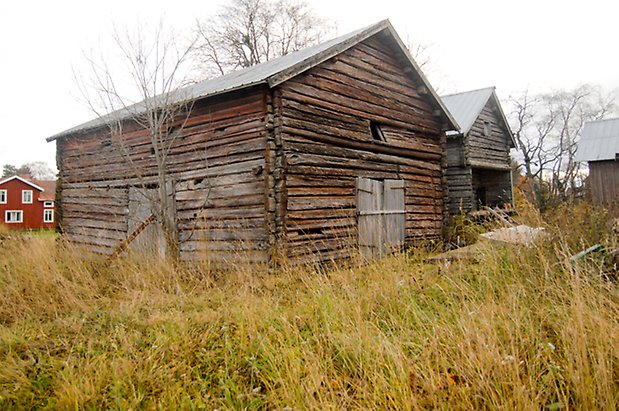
left=589, top=161, right=619, bottom=205
left=383, top=179, right=405, bottom=250
left=128, top=187, right=165, bottom=257
left=357, top=177, right=381, bottom=259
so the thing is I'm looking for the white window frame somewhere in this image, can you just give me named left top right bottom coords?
left=43, top=209, right=54, bottom=223
left=22, top=190, right=33, bottom=204
left=0, top=189, right=6, bottom=204
left=43, top=201, right=54, bottom=208
left=5, top=210, right=23, bottom=223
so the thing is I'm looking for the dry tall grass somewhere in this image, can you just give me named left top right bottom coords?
left=0, top=204, right=617, bottom=409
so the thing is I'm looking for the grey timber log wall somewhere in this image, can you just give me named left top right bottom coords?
left=588, top=160, right=619, bottom=206
left=467, top=105, right=511, bottom=169
left=446, top=137, right=473, bottom=214
left=446, top=166, right=474, bottom=213
left=276, top=36, right=446, bottom=263
left=446, top=100, right=513, bottom=214
left=57, top=89, right=271, bottom=263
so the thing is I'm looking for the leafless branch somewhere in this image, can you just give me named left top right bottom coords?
left=74, top=20, right=201, bottom=261
left=193, top=0, right=328, bottom=77
left=508, top=84, right=617, bottom=210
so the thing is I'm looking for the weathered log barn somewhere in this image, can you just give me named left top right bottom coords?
left=575, top=118, right=619, bottom=207
left=440, top=87, right=515, bottom=214
left=47, top=20, right=458, bottom=264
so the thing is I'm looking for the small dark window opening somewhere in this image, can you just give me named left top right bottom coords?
left=370, top=121, right=386, bottom=142
left=150, top=147, right=156, bottom=155
left=483, top=121, right=492, bottom=137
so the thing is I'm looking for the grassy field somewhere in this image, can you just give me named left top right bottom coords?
left=0, top=204, right=617, bottom=410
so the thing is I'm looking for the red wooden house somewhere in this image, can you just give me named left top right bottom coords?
left=0, top=175, right=56, bottom=230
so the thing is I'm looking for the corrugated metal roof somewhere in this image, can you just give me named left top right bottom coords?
left=48, top=19, right=457, bottom=141
left=575, top=118, right=619, bottom=162
left=440, top=87, right=515, bottom=147
left=441, top=87, right=495, bottom=135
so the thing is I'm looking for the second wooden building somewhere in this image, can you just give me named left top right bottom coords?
left=441, top=87, right=515, bottom=214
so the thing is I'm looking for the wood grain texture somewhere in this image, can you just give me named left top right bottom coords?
left=587, top=160, right=619, bottom=206
left=55, top=34, right=450, bottom=265
left=277, top=35, right=446, bottom=263
left=56, top=88, right=270, bottom=262
left=446, top=99, right=514, bottom=214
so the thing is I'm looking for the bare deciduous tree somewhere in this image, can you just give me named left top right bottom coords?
left=405, top=38, right=432, bottom=72
left=23, top=162, right=56, bottom=180
left=194, top=0, right=327, bottom=77
left=403, top=35, right=453, bottom=94
left=76, top=21, right=198, bottom=260
left=509, top=84, right=616, bottom=210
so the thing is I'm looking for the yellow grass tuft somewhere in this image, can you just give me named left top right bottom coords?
left=0, top=204, right=617, bottom=409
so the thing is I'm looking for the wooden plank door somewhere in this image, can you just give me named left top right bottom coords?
left=357, top=177, right=383, bottom=259
left=357, top=177, right=405, bottom=259
left=383, top=179, right=406, bottom=251
left=128, top=187, right=165, bottom=258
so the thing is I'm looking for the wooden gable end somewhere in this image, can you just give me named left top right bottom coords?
left=273, top=35, right=447, bottom=262
left=466, top=98, right=512, bottom=170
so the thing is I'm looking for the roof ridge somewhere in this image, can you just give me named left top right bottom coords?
left=47, top=19, right=458, bottom=141
left=47, top=20, right=393, bottom=142
left=189, top=19, right=390, bottom=92
left=440, top=86, right=495, bottom=99
left=585, top=117, right=619, bottom=124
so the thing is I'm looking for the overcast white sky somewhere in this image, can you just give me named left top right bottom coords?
left=1, top=0, right=617, bottom=170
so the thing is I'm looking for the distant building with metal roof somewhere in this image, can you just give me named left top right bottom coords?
left=575, top=117, right=619, bottom=207
left=575, top=117, right=619, bottom=162
left=439, top=87, right=515, bottom=214
left=442, top=87, right=495, bottom=135
left=441, top=87, right=515, bottom=145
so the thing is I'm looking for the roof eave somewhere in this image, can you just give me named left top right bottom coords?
left=268, top=19, right=460, bottom=133
left=47, top=80, right=271, bottom=142
left=489, top=89, right=517, bottom=148
left=0, top=175, right=45, bottom=191
left=385, top=22, right=460, bottom=133
left=267, top=20, right=390, bottom=88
